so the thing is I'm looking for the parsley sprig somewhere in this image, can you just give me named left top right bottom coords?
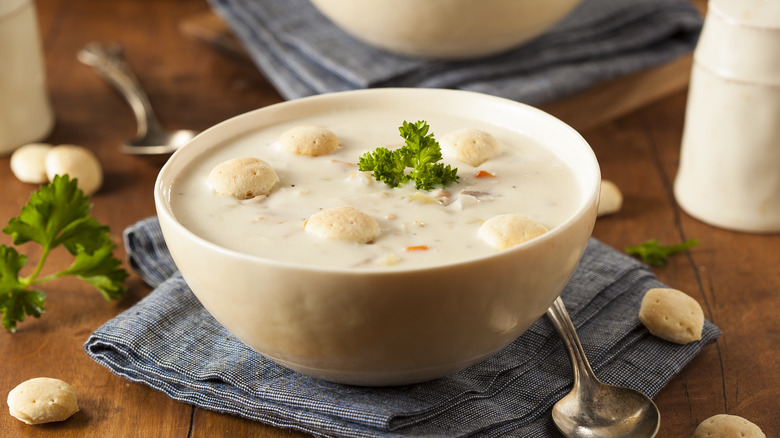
left=358, top=120, right=458, bottom=190
left=1, top=175, right=128, bottom=332
left=626, top=238, right=699, bottom=266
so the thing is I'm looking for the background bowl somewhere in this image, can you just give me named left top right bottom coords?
left=308, top=0, right=583, bottom=60
left=155, top=88, right=600, bottom=386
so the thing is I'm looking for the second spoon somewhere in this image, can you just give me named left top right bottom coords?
left=546, top=297, right=661, bottom=438
left=78, top=42, right=197, bottom=155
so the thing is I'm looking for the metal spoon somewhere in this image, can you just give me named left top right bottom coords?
left=546, top=297, right=661, bottom=438
left=77, top=42, right=197, bottom=155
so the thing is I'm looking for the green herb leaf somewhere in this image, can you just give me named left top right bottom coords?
left=60, top=238, right=129, bottom=301
left=3, top=175, right=108, bottom=255
left=626, top=238, right=699, bottom=266
left=0, top=245, right=27, bottom=296
left=0, top=245, right=46, bottom=333
left=0, top=288, right=46, bottom=334
left=410, top=162, right=459, bottom=191
left=358, top=147, right=408, bottom=188
left=358, top=120, right=458, bottom=190
left=0, top=175, right=128, bottom=332
left=399, top=120, right=441, bottom=168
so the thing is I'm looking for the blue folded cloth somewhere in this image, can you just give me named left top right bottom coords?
left=206, top=0, right=702, bottom=104
left=84, top=217, right=719, bottom=437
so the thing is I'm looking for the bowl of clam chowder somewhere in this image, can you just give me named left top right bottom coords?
left=155, top=88, right=600, bottom=386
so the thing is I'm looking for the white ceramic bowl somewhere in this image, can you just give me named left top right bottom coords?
left=308, top=0, right=582, bottom=60
left=155, top=88, right=600, bottom=386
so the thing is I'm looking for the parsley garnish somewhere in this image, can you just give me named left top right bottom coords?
left=358, top=120, right=458, bottom=190
left=1, top=175, right=128, bottom=332
left=626, top=238, right=699, bottom=266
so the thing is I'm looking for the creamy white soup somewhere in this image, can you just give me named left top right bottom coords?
left=169, top=108, right=581, bottom=269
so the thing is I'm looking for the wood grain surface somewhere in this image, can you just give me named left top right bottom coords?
left=1, top=0, right=777, bottom=437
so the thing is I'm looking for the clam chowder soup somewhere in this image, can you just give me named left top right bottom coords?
left=169, top=110, right=581, bottom=269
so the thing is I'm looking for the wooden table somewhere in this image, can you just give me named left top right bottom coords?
left=2, top=0, right=777, bottom=436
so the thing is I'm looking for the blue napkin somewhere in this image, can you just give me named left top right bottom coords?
left=206, top=0, right=702, bottom=104
left=85, top=217, right=719, bottom=437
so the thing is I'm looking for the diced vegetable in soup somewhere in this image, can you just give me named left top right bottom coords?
left=169, top=111, right=581, bottom=269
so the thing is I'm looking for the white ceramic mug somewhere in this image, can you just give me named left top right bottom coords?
left=0, top=0, right=54, bottom=156
left=674, top=0, right=780, bottom=233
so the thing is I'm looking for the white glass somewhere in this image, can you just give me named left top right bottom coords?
left=0, top=0, right=54, bottom=156
left=674, top=0, right=780, bottom=233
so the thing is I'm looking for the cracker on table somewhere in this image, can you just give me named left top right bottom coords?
left=639, top=287, right=704, bottom=344
left=692, top=414, right=765, bottom=438
left=7, top=377, right=79, bottom=425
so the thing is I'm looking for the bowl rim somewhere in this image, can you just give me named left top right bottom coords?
left=155, top=88, right=600, bottom=274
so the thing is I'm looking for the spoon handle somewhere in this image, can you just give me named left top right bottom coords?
left=546, top=297, right=598, bottom=388
left=77, top=42, right=161, bottom=138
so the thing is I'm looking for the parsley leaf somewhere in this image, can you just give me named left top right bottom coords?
left=0, top=245, right=26, bottom=292
left=358, top=147, right=407, bottom=188
left=0, top=246, right=46, bottom=333
left=0, top=175, right=128, bottom=332
left=410, top=162, right=459, bottom=191
left=4, top=174, right=108, bottom=255
left=0, top=288, right=46, bottom=334
left=626, top=238, right=699, bottom=266
left=358, top=120, right=458, bottom=190
left=60, top=238, right=128, bottom=301
left=399, top=120, right=441, bottom=168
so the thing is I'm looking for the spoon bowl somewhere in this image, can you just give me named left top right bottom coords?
left=122, top=125, right=197, bottom=155
left=547, top=297, right=660, bottom=438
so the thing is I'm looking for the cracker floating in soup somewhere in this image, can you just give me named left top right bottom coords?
left=279, top=125, right=340, bottom=157
left=304, top=206, right=380, bottom=243
left=208, top=157, right=279, bottom=200
left=441, top=128, right=502, bottom=167
left=478, top=214, right=548, bottom=250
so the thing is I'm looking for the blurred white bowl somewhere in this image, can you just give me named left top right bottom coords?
left=155, top=88, right=599, bottom=385
left=308, top=0, right=582, bottom=60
